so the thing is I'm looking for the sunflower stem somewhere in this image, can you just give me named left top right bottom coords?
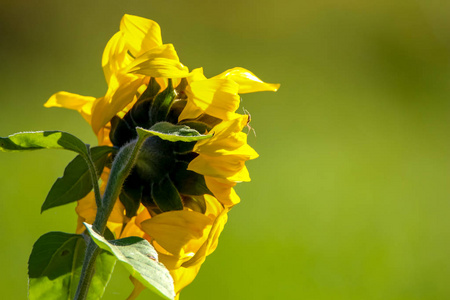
left=74, top=135, right=150, bottom=300
left=73, top=238, right=101, bottom=300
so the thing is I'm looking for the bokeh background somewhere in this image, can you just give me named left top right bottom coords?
left=1, top=1, right=450, bottom=299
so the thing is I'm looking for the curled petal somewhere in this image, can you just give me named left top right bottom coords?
left=102, top=31, right=131, bottom=85
left=44, top=91, right=95, bottom=124
left=214, top=67, right=280, bottom=93
left=130, top=58, right=189, bottom=79
left=188, top=68, right=207, bottom=83
left=180, top=79, right=240, bottom=121
left=128, top=44, right=190, bottom=79
left=120, top=14, right=163, bottom=57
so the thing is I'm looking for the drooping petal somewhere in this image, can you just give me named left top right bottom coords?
left=170, top=264, right=202, bottom=296
left=213, top=67, right=280, bottom=94
left=140, top=210, right=212, bottom=256
left=120, top=14, right=163, bottom=57
left=182, top=203, right=228, bottom=268
left=127, top=44, right=190, bottom=79
left=44, top=91, right=95, bottom=124
left=181, top=78, right=240, bottom=121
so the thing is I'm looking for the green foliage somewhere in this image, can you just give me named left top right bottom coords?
left=137, top=122, right=212, bottom=143
left=84, top=223, right=176, bottom=300
left=0, top=131, right=88, bottom=155
left=152, top=175, right=184, bottom=212
left=28, top=232, right=116, bottom=300
left=41, top=146, right=115, bottom=212
left=119, top=184, right=143, bottom=218
left=150, top=78, right=176, bottom=125
left=170, top=161, right=212, bottom=196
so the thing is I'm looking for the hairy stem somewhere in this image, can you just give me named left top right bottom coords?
left=73, top=239, right=101, bottom=300
left=74, top=136, right=147, bottom=300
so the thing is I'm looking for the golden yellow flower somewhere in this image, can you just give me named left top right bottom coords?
left=45, top=14, right=279, bottom=297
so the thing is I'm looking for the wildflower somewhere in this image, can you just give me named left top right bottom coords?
left=45, top=14, right=279, bottom=297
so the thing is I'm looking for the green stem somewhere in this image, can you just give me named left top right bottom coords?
left=73, top=239, right=101, bottom=300
left=74, top=137, right=147, bottom=300
left=93, top=141, right=139, bottom=234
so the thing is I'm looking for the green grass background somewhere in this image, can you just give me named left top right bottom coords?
left=1, top=1, right=450, bottom=299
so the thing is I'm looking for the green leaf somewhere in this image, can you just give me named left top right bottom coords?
left=0, top=131, right=88, bottom=155
left=84, top=223, right=175, bottom=300
left=170, top=162, right=212, bottom=197
left=41, top=146, right=115, bottom=213
left=119, top=185, right=143, bottom=218
left=137, top=122, right=212, bottom=143
left=152, top=175, right=184, bottom=212
left=28, top=232, right=116, bottom=300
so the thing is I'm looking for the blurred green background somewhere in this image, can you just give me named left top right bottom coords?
left=1, top=0, right=450, bottom=299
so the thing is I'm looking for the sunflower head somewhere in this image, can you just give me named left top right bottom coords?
left=45, top=13, right=279, bottom=297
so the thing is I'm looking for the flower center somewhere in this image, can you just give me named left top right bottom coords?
left=108, top=78, right=214, bottom=217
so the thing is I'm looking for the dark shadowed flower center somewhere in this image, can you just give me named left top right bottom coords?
left=108, top=78, right=219, bottom=217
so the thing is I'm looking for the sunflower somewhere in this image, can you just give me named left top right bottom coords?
left=45, top=14, right=279, bottom=298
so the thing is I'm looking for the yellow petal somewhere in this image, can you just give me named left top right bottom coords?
left=183, top=78, right=240, bottom=121
left=188, top=154, right=251, bottom=182
left=214, top=67, right=280, bottom=94
left=75, top=192, right=97, bottom=227
left=102, top=31, right=131, bottom=85
left=75, top=169, right=127, bottom=228
left=128, top=44, right=190, bottom=78
left=44, top=91, right=95, bottom=124
left=182, top=205, right=228, bottom=268
left=194, top=116, right=259, bottom=159
left=170, top=264, right=202, bottom=295
left=177, top=100, right=204, bottom=122
left=204, top=176, right=240, bottom=206
left=187, top=68, right=207, bottom=83
left=140, top=210, right=212, bottom=256
left=126, top=276, right=146, bottom=300
left=91, top=75, right=145, bottom=134
left=120, top=14, right=163, bottom=58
